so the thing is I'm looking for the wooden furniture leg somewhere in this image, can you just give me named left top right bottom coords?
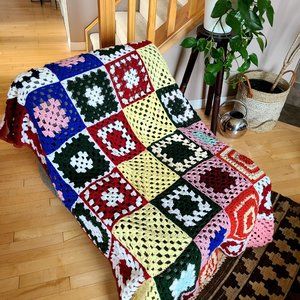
left=210, top=41, right=228, bottom=134
left=205, top=84, right=215, bottom=116
left=180, top=25, right=231, bottom=132
left=180, top=49, right=199, bottom=94
left=210, top=71, right=224, bottom=134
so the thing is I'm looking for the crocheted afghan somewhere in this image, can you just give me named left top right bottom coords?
left=0, top=41, right=274, bottom=300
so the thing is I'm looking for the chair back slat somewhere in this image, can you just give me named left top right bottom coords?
left=127, top=0, right=137, bottom=42
left=147, top=0, right=158, bottom=42
left=167, top=0, right=177, bottom=36
left=98, top=0, right=116, bottom=48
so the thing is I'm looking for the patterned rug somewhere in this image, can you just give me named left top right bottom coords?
left=197, top=192, right=300, bottom=299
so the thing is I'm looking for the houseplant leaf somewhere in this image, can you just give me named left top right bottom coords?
left=230, top=36, right=242, bottom=51
left=257, top=36, right=265, bottom=51
left=238, top=59, right=251, bottom=72
left=204, top=72, right=217, bottom=85
left=249, top=53, right=258, bottom=66
left=247, top=11, right=263, bottom=30
left=266, top=4, right=274, bottom=26
left=238, top=0, right=263, bottom=31
left=211, top=0, right=232, bottom=18
left=211, top=48, right=223, bottom=59
left=226, top=11, right=241, bottom=33
left=239, top=47, right=248, bottom=59
left=257, top=0, right=267, bottom=15
left=206, top=61, right=223, bottom=74
left=180, top=37, right=197, bottom=48
left=196, top=38, right=207, bottom=51
left=238, top=0, right=251, bottom=20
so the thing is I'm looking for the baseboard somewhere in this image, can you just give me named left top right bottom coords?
left=69, top=42, right=86, bottom=51
left=189, top=96, right=228, bottom=110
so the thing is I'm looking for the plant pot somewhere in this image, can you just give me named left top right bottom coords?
left=236, top=70, right=296, bottom=132
left=203, top=0, right=231, bottom=34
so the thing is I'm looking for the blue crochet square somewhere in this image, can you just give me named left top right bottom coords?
left=25, top=82, right=86, bottom=154
left=45, top=53, right=102, bottom=81
left=45, top=158, right=78, bottom=210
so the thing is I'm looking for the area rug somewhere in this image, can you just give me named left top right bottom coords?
left=279, top=103, right=300, bottom=128
left=197, top=192, right=300, bottom=300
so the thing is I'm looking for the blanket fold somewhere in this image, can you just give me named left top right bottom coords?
left=0, top=41, right=274, bottom=300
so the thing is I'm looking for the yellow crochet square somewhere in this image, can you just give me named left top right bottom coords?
left=137, top=44, right=176, bottom=90
left=118, top=150, right=179, bottom=201
left=132, top=278, right=160, bottom=300
left=112, top=204, right=192, bottom=277
left=123, top=93, right=176, bottom=147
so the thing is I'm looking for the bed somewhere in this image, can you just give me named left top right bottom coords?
left=0, top=40, right=274, bottom=300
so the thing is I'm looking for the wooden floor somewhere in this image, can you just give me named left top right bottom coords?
left=0, top=1, right=299, bottom=299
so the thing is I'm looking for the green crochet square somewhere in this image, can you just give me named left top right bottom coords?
left=154, top=242, right=201, bottom=300
left=64, top=68, right=120, bottom=124
left=148, top=131, right=212, bottom=175
left=50, top=131, right=113, bottom=191
left=156, top=84, right=200, bottom=127
left=151, top=179, right=220, bottom=238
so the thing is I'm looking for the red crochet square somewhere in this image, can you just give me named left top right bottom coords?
left=225, top=187, right=259, bottom=241
left=128, top=40, right=152, bottom=50
left=79, top=169, right=147, bottom=229
left=88, top=111, right=145, bottom=165
left=105, top=51, right=154, bottom=107
left=218, top=146, right=265, bottom=183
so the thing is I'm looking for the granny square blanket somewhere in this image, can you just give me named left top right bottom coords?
left=0, top=41, right=274, bottom=300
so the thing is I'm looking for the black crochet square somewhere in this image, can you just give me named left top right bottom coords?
left=148, top=131, right=212, bottom=175
left=156, top=84, right=200, bottom=128
left=151, top=179, right=221, bottom=238
left=64, top=68, right=120, bottom=124
left=51, top=131, right=113, bottom=190
left=154, top=242, right=201, bottom=300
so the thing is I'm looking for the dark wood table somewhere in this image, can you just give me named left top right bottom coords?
left=180, top=25, right=232, bottom=134
left=31, top=0, right=57, bottom=8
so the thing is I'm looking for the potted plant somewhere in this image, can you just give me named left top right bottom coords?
left=181, top=0, right=299, bottom=131
left=181, top=0, right=275, bottom=86
left=236, top=34, right=299, bottom=131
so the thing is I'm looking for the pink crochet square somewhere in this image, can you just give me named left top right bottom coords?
left=246, top=217, right=274, bottom=248
left=179, top=121, right=226, bottom=155
left=33, top=98, right=69, bottom=138
left=183, top=156, right=251, bottom=208
left=194, top=211, right=230, bottom=268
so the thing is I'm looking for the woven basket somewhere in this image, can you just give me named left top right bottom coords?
left=236, top=70, right=295, bottom=132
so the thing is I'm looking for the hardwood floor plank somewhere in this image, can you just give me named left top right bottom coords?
left=0, top=233, right=14, bottom=245
left=19, top=259, right=106, bottom=288
left=14, top=221, right=78, bottom=241
left=38, top=282, right=118, bottom=300
left=0, top=244, right=108, bottom=280
left=70, top=268, right=115, bottom=289
left=0, top=233, right=63, bottom=256
left=0, top=277, right=70, bottom=300
left=0, top=276, right=19, bottom=293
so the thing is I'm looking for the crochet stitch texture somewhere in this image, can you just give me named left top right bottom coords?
left=0, top=40, right=274, bottom=300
